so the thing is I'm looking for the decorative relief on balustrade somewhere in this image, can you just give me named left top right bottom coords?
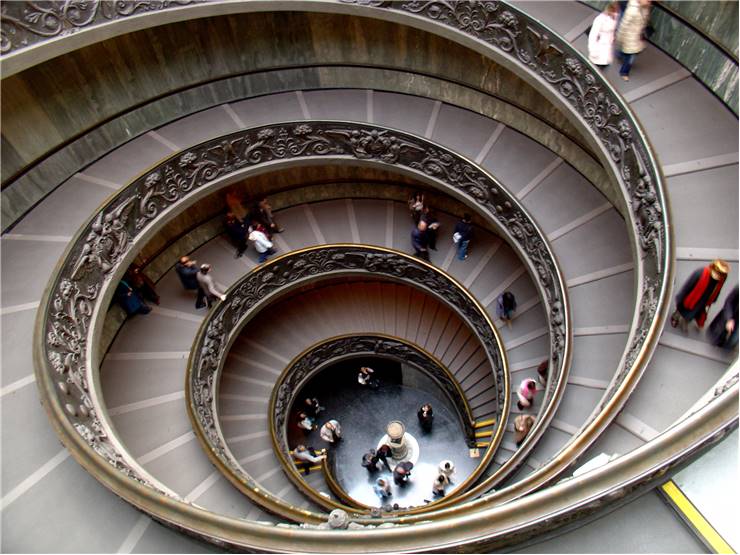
left=39, top=121, right=567, bottom=496
left=339, top=0, right=671, bottom=411
left=270, top=334, right=477, bottom=457
left=188, top=246, right=507, bottom=513
left=1, top=0, right=200, bottom=55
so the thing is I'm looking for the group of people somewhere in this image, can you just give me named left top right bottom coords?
left=370, top=458, right=455, bottom=502
left=358, top=401, right=447, bottom=503
left=114, top=262, right=160, bottom=316
left=408, top=192, right=474, bottom=262
left=224, top=194, right=282, bottom=263
left=671, top=259, right=737, bottom=349
left=588, top=0, right=652, bottom=80
left=294, top=396, right=342, bottom=473
left=512, top=361, right=550, bottom=447
left=175, top=256, right=226, bottom=309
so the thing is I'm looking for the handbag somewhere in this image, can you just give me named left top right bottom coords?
left=452, top=232, right=462, bottom=244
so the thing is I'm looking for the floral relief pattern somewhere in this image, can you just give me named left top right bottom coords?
left=42, top=121, right=568, bottom=494
left=1, top=1, right=200, bottom=55
left=188, top=247, right=510, bottom=510
left=270, top=335, right=478, bottom=456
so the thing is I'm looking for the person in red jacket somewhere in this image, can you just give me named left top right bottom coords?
left=671, top=259, right=729, bottom=331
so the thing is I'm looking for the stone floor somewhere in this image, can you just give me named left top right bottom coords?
left=291, top=358, right=479, bottom=508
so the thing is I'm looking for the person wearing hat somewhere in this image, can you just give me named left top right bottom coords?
left=671, top=259, right=729, bottom=331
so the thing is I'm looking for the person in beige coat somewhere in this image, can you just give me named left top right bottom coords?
left=617, top=0, right=651, bottom=80
left=514, top=414, right=536, bottom=446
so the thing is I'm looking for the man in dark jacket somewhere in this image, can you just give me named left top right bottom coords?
left=453, top=213, right=473, bottom=260
left=175, top=256, right=199, bottom=290
left=224, top=212, right=249, bottom=258
left=376, top=444, right=392, bottom=471
left=411, top=220, right=429, bottom=261
left=393, top=461, right=414, bottom=485
left=176, top=255, right=208, bottom=308
left=709, top=286, right=738, bottom=348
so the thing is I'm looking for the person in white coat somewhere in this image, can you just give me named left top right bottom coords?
left=248, top=225, right=276, bottom=263
left=588, top=2, right=619, bottom=67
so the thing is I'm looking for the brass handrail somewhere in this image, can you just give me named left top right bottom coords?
left=189, top=245, right=509, bottom=519
left=321, top=453, right=376, bottom=511
left=267, top=332, right=481, bottom=513
left=30, top=0, right=681, bottom=549
left=35, top=117, right=568, bottom=530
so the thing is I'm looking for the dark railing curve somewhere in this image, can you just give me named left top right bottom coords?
left=27, top=0, right=688, bottom=548
left=35, top=118, right=569, bottom=521
left=189, top=246, right=508, bottom=518
left=333, top=0, right=674, bottom=512
left=268, top=333, right=479, bottom=512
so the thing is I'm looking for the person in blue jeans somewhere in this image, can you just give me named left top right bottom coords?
left=616, top=0, right=651, bottom=81
left=453, top=213, right=473, bottom=260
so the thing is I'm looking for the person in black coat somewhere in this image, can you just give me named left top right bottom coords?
left=708, top=286, right=738, bottom=349
left=453, top=213, right=473, bottom=260
left=361, top=449, right=379, bottom=472
left=224, top=212, right=249, bottom=258
left=393, top=461, right=413, bottom=485
left=417, top=403, right=434, bottom=432
left=175, top=256, right=199, bottom=290
left=376, top=444, right=392, bottom=471
left=114, top=280, right=151, bottom=316
left=421, top=207, right=440, bottom=250
left=411, top=220, right=430, bottom=261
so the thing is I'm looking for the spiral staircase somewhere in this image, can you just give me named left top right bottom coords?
left=1, top=1, right=737, bottom=552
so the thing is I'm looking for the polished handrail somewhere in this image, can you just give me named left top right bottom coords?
left=189, top=245, right=508, bottom=519
left=340, top=0, right=673, bottom=518
left=321, top=452, right=376, bottom=511
left=35, top=118, right=568, bottom=523
left=267, top=332, right=480, bottom=513
left=30, top=0, right=684, bottom=549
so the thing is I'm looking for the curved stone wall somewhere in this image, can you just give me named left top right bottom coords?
left=1, top=10, right=585, bottom=184
left=0, top=75, right=609, bottom=231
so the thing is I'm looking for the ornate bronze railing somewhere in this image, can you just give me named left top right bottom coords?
left=26, top=0, right=700, bottom=550
left=333, top=0, right=674, bottom=513
left=35, top=118, right=569, bottom=521
left=268, top=333, right=478, bottom=512
left=188, top=246, right=508, bottom=518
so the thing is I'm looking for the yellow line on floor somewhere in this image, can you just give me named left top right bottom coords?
left=661, top=480, right=734, bottom=554
left=474, top=419, right=496, bottom=428
left=474, top=430, right=493, bottom=438
left=476, top=441, right=490, bottom=448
